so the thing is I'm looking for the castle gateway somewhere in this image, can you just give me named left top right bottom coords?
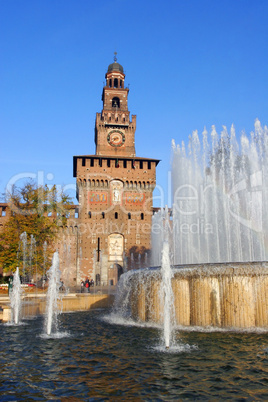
left=73, top=57, right=160, bottom=285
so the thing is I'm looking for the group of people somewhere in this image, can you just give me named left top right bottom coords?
left=81, top=278, right=94, bottom=293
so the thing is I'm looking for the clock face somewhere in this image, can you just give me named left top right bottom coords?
left=107, top=130, right=125, bottom=147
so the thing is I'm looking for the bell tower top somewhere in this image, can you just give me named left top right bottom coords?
left=107, top=52, right=124, bottom=74
left=95, top=55, right=136, bottom=157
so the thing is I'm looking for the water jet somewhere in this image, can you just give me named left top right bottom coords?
left=45, top=251, right=61, bottom=335
left=9, top=267, right=22, bottom=325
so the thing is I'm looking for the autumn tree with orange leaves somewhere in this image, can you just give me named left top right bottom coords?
left=0, top=181, right=72, bottom=278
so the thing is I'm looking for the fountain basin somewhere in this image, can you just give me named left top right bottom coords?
left=128, top=262, right=268, bottom=329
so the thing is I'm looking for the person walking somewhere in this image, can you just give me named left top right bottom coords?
left=8, top=275, right=13, bottom=296
left=85, top=278, right=90, bottom=293
left=80, top=280, right=85, bottom=293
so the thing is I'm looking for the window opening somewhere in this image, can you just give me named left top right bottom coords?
left=112, top=97, right=120, bottom=108
left=97, top=237, right=100, bottom=262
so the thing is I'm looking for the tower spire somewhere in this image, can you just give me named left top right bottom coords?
left=114, top=51, right=117, bottom=62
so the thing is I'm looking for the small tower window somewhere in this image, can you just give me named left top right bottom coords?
left=112, top=97, right=120, bottom=108
left=97, top=237, right=100, bottom=261
left=114, top=78, right=118, bottom=88
left=88, top=211, right=91, bottom=218
left=102, top=212, right=105, bottom=219
left=115, top=212, right=118, bottom=219
left=141, top=213, right=144, bottom=220
left=128, top=213, right=131, bottom=219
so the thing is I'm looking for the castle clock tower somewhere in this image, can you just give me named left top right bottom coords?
left=95, top=54, right=136, bottom=157
left=73, top=56, right=160, bottom=286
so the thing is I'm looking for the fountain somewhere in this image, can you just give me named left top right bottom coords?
left=170, top=119, right=268, bottom=265
left=9, top=267, right=22, bottom=325
left=161, top=239, right=175, bottom=348
left=18, top=231, right=27, bottom=281
left=45, top=251, right=61, bottom=335
left=115, top=121, right=268, bottom=330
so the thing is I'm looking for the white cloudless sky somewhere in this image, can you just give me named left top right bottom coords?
left=1, top=0, right=267, bottom=206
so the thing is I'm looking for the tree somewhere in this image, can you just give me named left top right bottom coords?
left=0, top=181, right=73, bottom=278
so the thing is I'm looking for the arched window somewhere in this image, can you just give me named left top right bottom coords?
left=88, top=211, right=91, bottom=218
left=112, top=97, right=120, bottom=108
left=141, top=213, right=144, bottom=220
left=114, top=78, right=118, bottom=88
left=102, top=212, right=105, bottom=219
left=128, top=213, right=131, bottom=219
left=115, top=212, right=118, bottom=219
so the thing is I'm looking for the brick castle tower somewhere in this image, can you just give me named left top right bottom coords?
left=73, top=56, right=160, bottom=285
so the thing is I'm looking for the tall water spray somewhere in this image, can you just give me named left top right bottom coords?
left=45, top=251, right=61, bottom=336
left=152, top=120, right=268, bottom=265
left=19, top=232, right=27, bottom=281
left=161, top=239, right=175, bottom=348
left=10, top=267, right=22, bottom=324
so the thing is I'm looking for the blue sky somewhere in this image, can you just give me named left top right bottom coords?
left=1, top=0, right=267, bottom=207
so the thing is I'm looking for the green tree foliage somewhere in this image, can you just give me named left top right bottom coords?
left=0, top=182, right=73, bottom=277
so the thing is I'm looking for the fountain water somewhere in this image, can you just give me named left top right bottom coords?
left=169, top=119, right=268, bottom=265
left=114, top=121, right=268, bottom=330
left=161, top=239, right=175, bottom=348
left=10, top=267, right=22, bottom=325
left=29, top=234, right=36, bottom=280
left=18, top=231, right=27, bottom=281
left=45, top=251, right=61, bottom=335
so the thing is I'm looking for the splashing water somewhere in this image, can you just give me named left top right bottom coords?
left=10, top=267, right=22, bottom=325
left=152, top=120, right=268, bottom=265
left=161, top=239, right=175, bottom=348
left=45, top=251, right=61, bottom=336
